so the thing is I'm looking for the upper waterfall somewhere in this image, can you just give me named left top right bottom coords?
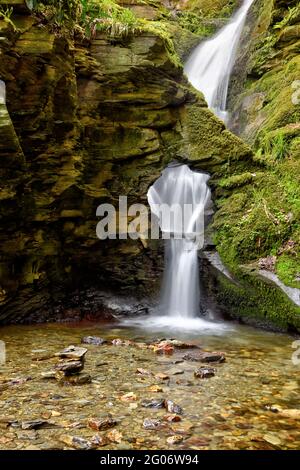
left=184, top=0, right=255, bottom=122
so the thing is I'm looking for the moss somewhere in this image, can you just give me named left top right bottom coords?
left=182, top=0, right=240, bottom=19
left=183, top=104, right=251, bottom=172
left=213, top=157, right=300, bottom=287
left=219, top=171, right=256, bottom=189
left=276, top=254, right=300, bottom=289
left=216, top=271, right=300, bottom=332
left=176, top=11, right=216, bottom=37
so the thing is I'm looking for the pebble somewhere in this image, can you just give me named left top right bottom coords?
left=165, top=400, right=183, bottom=415
left=143, top=418, right=164, bottom=430
left=81, top=336, right=107, bottom=346
left=141, top=399, right=165, bottom=409
left=183, top=351, right=226, bottom=363
left=87, top=417, right=118, bottom=431
left=167, top=435, right=183, bottom=445
left=194, top=367, right=216, bottom=379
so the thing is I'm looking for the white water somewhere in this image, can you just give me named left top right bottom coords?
left=184, top=0, right=255, bottom=121
left=0, top=80, right=5, bottom=105
left=148, top=164, right=212, bottom=320
left=126, top=4, right=253, bottom=332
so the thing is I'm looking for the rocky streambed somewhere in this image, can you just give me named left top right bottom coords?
left=0, top=320, right=299, bottom=450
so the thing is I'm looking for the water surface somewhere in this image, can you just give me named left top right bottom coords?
left=0, top=320, right=299, bottom=450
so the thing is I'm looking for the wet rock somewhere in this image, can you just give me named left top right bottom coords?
left=87, top=417, right=118, bottom=431
left=1, top=377, right=32, bottom=388
left=263, top=433, right=281, bottom=446
left=55, top=360, right=84, bottom=375
left=112, top=338, right=132, bottom=346
left=184, top=436, right=211, bottom=447
left=107, top=429, right=123, bottom=443
left=148, top=385, right=163, bottom=393
left=141, top=399, right=165, bottom=409
left=120, top=392, right=137, bottom=402
left=81, top=336, right=107, bottom=346
left=167, top=435, right=183, bottom=445
left=183, top=351, right=225, bottom=363
left=16, top=430, right=37, bottom=441
left=194, top=367, right=216, bottom=379
left=151, top=343, right=174, bottom=355
left=55, top=345, right=87, bottom=361
left=143, top=418, right=164, bottom=430
left=136, top=368, right=152, bottom=376
left=155, top=373, right=169, bottom=381
left=59, top=435, right=96, bottom=450
left=158, top=340, right=199, bottom=350
left=163, top=414, right=182, bottom=423
left=66, top=373, right=92, bottom=385
left=165, top=400, right=183, bottom=415
left=264, top=404, right=280, bottom=413
left=40, top=371, right=57, bottom=380
left=279, top=409, right=300, bottom=420
left=90, top=435, right=108, bottom=447
left=21, top=420, right=51, bottom=430
left=172, top=421, right=194, bottom=435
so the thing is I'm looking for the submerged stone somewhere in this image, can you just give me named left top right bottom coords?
left=141, top=399, right=165, bottom=409
left=183, top=351, right=226, bottom=363
left=66, top=373, right=92, bottom=385
left=164, top=400, right=183, bottom=415
left=143, top=418, right=164, bottom=430
left=21, top=420, right=51, bottom=430
left=167, top=435, right=183, bottom=445
left=59, top=435, right=96, bottom=450
left=81, top=336, right=107, bottom=346
left=87, top=417, right=118, bottom=431
left=194, top=367, right=216, bottom=379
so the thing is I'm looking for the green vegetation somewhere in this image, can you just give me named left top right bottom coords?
left=216, top=270, right=300, bottom=331
left=0, top=6, right=16, bottom=29
left=274, top=4, right=300, bottom=30
left=182, top=0, right=239, bottom=19
left=177, top=11, right=216, bottom=37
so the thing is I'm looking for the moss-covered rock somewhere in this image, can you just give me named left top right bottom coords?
left=219, top=0, right=300, bottom=307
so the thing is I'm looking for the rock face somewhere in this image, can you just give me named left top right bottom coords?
left=207, top=0, right=300, bottom=331
left=0, top=4, right=252, bottom=323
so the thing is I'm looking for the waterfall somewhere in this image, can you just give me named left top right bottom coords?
left=0, top=80, right=5, bottom=105
left=148, top=165, right=212, bottom=318
left=184, top=0, right=254, bottom=121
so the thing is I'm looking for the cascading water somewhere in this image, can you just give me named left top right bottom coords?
left=0, top=80, right=5, bottom=105
left=147, top=165, right=212, bottom=319
left=123, top=4, right=253, bottom=332
left=184, top=0, right=255, bottom=121
left=122, top=164, right=231, bottom=332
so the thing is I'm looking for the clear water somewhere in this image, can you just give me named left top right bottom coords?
left=0, top=321, right=299, bottom=450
